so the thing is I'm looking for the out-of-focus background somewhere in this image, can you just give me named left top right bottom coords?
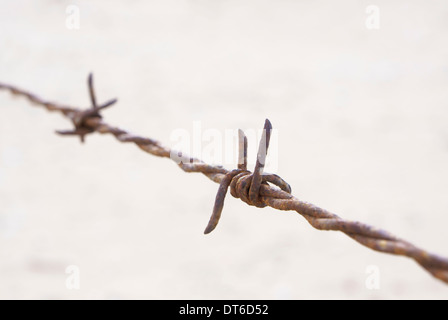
left=1, top=0, right=448, bottom=299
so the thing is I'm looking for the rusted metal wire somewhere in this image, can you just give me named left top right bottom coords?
left=1, top=73, right=448, bottom=285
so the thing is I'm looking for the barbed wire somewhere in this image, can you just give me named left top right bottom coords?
left=1, top=73, right=448, bottom=285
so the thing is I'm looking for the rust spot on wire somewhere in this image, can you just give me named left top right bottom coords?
left=1, top=74, right=448, bottom=285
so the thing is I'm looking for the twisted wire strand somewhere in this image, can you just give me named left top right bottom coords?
left=1, top=75, right=448, bottom=285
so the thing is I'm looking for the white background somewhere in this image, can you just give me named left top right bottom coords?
left=0, top=0, right=448, bottom=299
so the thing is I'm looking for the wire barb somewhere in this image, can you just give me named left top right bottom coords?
left=56, top=73, right=117, bottom=143
left=204, top=120, right=291, bottom=234
left=1, top=74, right=448, bottom=285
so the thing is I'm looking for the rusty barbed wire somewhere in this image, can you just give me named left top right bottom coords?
left=1, top=73, right=448, bottom=285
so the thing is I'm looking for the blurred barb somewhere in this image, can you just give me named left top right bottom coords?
left=1, top=74, right=448, bottom=285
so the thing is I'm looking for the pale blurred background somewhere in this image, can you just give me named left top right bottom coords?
left=1, top=0, right=448, bottom=299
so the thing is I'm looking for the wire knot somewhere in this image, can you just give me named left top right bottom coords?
left=204, top=119, right=291, bottom=234
left=228, top=169, right=291, bottom=208
left=56, top=73, right=117, bottom=143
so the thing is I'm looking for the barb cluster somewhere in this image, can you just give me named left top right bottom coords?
left=56, top=74, right=117, bottom=143
left=204, top=120, right=291, bottom=234
left=1, top=73, right=448, bottom=285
